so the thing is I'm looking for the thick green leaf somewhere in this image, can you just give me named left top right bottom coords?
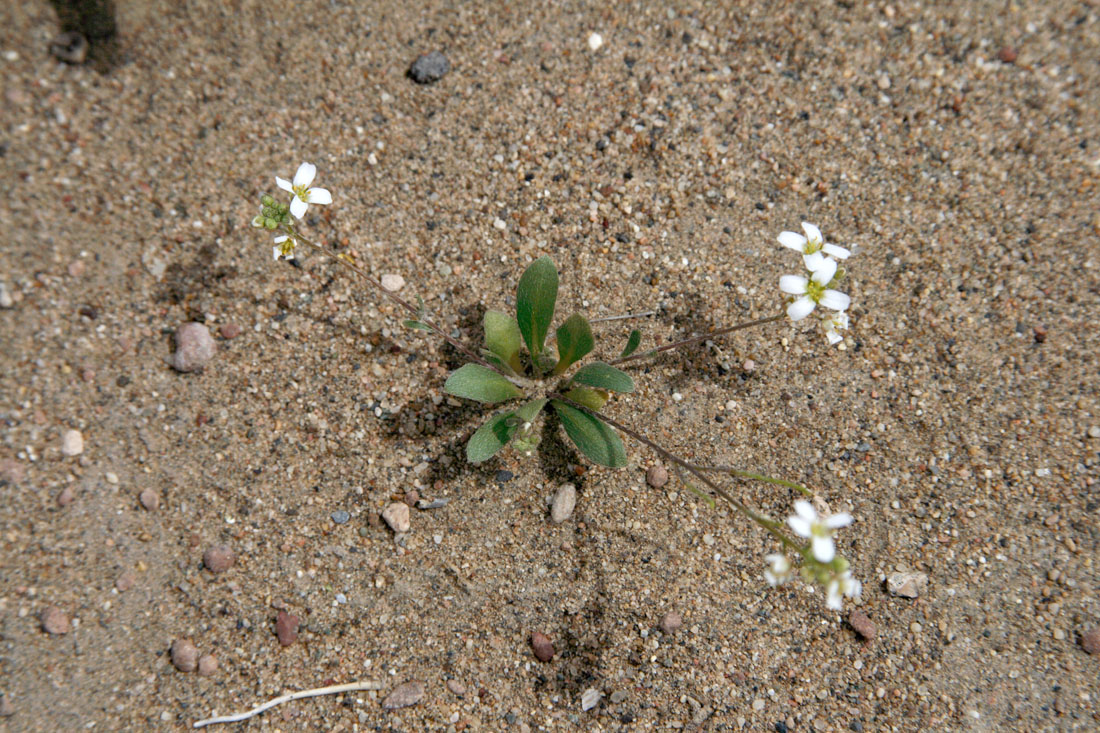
left=552, top=314, right=594, bottom=375
left=516, top=398, right=548, bottom=423
left=467, top=410, right=518, bottom=463
left=444, top=364, right=524, bottom=404
left=571, top=362, right=635, bottom=393
left=483, top=310, right=523, bottom=373
left=563, top=386, right=608, bottom=411
left=515, top=256, right=558, bottom=364
left=403, top=319, right=432, bottom=331
left=551, top=400, right=627, bottom=468
left=620, top=329, right=642, bottom=358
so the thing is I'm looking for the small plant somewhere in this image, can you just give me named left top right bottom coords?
left=252, top=163, right=862, bottom=611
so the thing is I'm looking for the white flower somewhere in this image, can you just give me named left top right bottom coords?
left=778, top=222, right=851, bottom=272
left=272, top=235, right=294, bottom=261
left=820, top=311, right=849, bottom=345
left=276, top=162, right=332, bottom=220
left=779, top=257, right=850, bottom=321
left=763, top=554, right=793, bottom=587
left=787, top=500, right=853, bottom=563
left=825, top=570, right=862, bottom=610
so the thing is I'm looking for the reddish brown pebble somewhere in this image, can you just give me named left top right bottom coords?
left=530, top=631, right=555, bottom=662
left=40, top=606, right=71, bottom=635
left=998, top=46, right=1018, bottom=63
left=275, top=610, right=299, bottom=646
left=218, top=322, right=241, bottom=339
left=382, top=680, right=425, bottom=709
left=1081, top=628, right=1100, bottom=656
left=0, top=695, right=13, bottom=717
left=0, top=459, right=25, bottom=484
left=197, top=654, right=218, bottom=676
left=115, top=570, right=137, bottom=592
left=56, top=486, right=75, bottom=507
left=1033, top=325, right=1047, bottom=343
left=203, top=544, right=235, bottom=573
left=849, top=610, right=876, bottom=641
left=660, top=611, right=682, bottom=634
left=404, top=489, right=420, bottom=506
left=646, top=464, right=669, bottom=488
left=171, top=639, right=199, bottom=672
left=138, top=488, right=159, bottom=511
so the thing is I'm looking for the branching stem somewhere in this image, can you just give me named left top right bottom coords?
left=611, top=313, right=784, bottom=366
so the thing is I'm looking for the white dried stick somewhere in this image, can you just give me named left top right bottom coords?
left=193, top=680, right=383, bottom=728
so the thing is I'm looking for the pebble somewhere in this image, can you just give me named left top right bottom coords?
left=495, top=470, right=514, bottom=483
left=660, top=611, right=682, bottom=634
left=0, top=282, right=14, bottom=308
left=550, top=483, right=576, bottom=523
left=581, top=687, right=602, bottom=711
left=886, top=571, right=928, bottom=598
left=203, top=545, right=236, bottom=573
left=60, top=429, right=84, bottom=457
left=171, top=322, right=216, bottom=373
left=197, top=654, right=218, bottom=677
left=139, top=488, right=160, bottom=511
left=56, top=486, right=75, bottom=507
left=275, top=610, right=299, bottom=646
left=610, top=690, right=628, bottom=704
left=446, top=679, right=466, bottom=697
left=382, top=680, right=425, bottom=709
left=998, top=46, right=1018, bottom=63
left=408, top=51, right=450, bottom=84
left=171, top=639, right=199, bottom=672
left=218, top=322, right=241, bottom=339
left=1081, top=627, right=1100, bottom=655
left=1087, top=425, right=1100, bottom=439
left=417, top=498, right=450, bottom=510
left=530, top=631, right=555, bottom=662
left=587, top=33, right=603, bottom=52
left=403, top=489, right=420, bottom=506
left=382, top=502, right=410, bottom=533
left=40, top=606, right=71, bottom=635
left=0, top=459, right=25, bottom=484
left=646, top=464, right=669, bottom=488
left=115, top=570, right=136, bottom=592
left=848, top=610, right=876, bottom=641
left=381, top=273, right=405, bottom=292
left=331, top=510, right=350, bottom=525
left=0, top=695, right=13, bottom=717
left=49, top=31, right=88, bottom=64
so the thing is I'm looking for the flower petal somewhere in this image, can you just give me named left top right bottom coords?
left=777, top=231, right=807, bottom=252
left=819, top=289, right=850, bottom=312
left=794, top=500, right=816, bottom=521
left=273, top=246, right=281, bottom=261
left=802, top=251, right=826, bottom=272
left=825, top=328, right=842, bottom=345
left=307, top=187, right=332, bottom=205
left=788, top=516, right=812, bottom=537
left=822, top=243, right=851, bottom=260
left=293, top=162, right=316, bottom=188
left=824, top=512, right=853, bottom=529
left=846, top=578, right=862, bottom=599
left=276, top=176, right=293, bottom=193
left=779, top=275, right=808, bottom=295
left=811, top=257, right=837, bottom=284
left=825, top=580, right=843, bottom=610
left=787, top=296, right=816, bottom=321
left=812, top=535, right=836, bottom=563
left=289, top=196, right=308, bottom=219
left=801, top=222, right=823, bottom=244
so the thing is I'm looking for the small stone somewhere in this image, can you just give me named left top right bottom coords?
left=550, top=483, right=576, bottom=523
left=0, top=459, right=24, bottom=484
left=171, top=323, right=216, bottom=373
left=218, top=322, right=241, bottom=340
left=0, top=695, right=13, bottom=717
left=1087, top=426, right=1100, bottom=439
left=587, top=33, right=603, bottom=52
left=139, top=488, right=160, bottom=511
left=61, top=429, right=84, bottom=457
left=492, top=217, right=507, bottom=231
left=886, top=571, right=928, bottom=598
left=0, top=282, right=12, bottom=308
left=408, top=51, right=450, bottom=84
left=203, top=545, right=236, bottom=573
left=49, top=32, right=88, bottom=64
left=530, top=631, right=555, bottom=662
left=382, top=502, right=410, bottom=533
left=446, top=679, right=466, bottom=697
left=495, top=469, right=514, bottom=484
left=115, top=570, right=136, bottom=592
left=331, top=510, right=350, bottom=525
left=610, top=690, right=628, bottom=704
left=646, top=464, right=668, bottom=488
left=56, top=486, right=75, bottom=507
left=660, top=611, right=682, bottom=634
left=40, top=606, right=71, bottom=635
left=171, top=639, right=199, bottom=672
left=403, top=489, right=420, bottom=506
left=105, top=472, right=119, bottom=484
left=849, top=610, right=876, bottom=641
left=581, top=687, right=602, bottom=711
left=275, top=610, right=300, bottom=646
left=382, top=680, right=425, bottom=709
left=381, top=274, right=405, bottom=292
left=197, top=654, right=218, bottom=677
left=1081, top=628, right=1100, bottom=656
left=998, top=46, right=1018, bottom=63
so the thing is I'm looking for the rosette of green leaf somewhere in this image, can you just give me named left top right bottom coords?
left=515, top=256, right=558, bottom=372
left=550, top=400, right=627, bottom=468
left=570, top=362, right=634, bottom=393
left=516, top=397, right=548, bottom=423
left=551, top=314, right=594, bottom=376
left=483, top=310, right=524, bottom=374
left=444, top=364, right=524, bottom=404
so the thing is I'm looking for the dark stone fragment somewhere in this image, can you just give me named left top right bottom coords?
left=408, top=51, right=450, bottom=84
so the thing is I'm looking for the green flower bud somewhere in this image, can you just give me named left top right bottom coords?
left=262, top=206, right=274, bottom=218
left=251, top=215, right=264, bottom=228
left=261, top=194, right=275, bottom=207
left=264, top=217, right=277, bottom=230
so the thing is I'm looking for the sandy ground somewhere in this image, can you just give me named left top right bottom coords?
left=1, top=0, right=1099, bottom=731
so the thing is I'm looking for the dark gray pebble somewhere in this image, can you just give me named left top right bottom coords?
left=408, top=51, right=450, bottom=84
left=331, top=510, right=350, bottom=525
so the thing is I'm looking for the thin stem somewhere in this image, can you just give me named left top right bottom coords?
left=693, top=466, right=813, bottom=497
left=611, top=313, right=784, bottom=366
left=193, top=680, right=383, bottom=728
left=548, top=393, right=803, bottom=552
left=589, top=310, right=657, bottom=323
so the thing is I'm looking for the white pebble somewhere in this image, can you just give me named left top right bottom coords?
left=61, top=429, right=84, bottom=457
left=587, top=33, right=603, bottom=52
left=550, top=483, right=577, bottom=524
left=381, top=274, right=405, bottom=292
left=493, top=217, right=507, bottom=231
left=0, top=282, right=13, bottom=309
left=581, top=687, right=602, bottom=711
left=671, top=392, right=683, bottom=402
left=2, top=51, right=17, bottom=62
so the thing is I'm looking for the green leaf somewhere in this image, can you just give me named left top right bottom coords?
left=563, top=386, right=608, bottom=411
left=550, top=400, right=627, bottom=468
left=515, top=256, right=558, bottom=364
left=483, top=310, right=524, bottom=373
left=552, top=314, right=594, bottom=375
left=467, top=410, right=519, bottom=463
left=403, top=319, right=432, bottom=331
left=444, top=364, right=524, bottom=404
left=516, top=398, right=548, bottom=423
left=620, top=329, right=642, bottom=358
left=571, top=362, right=635, bottom=393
